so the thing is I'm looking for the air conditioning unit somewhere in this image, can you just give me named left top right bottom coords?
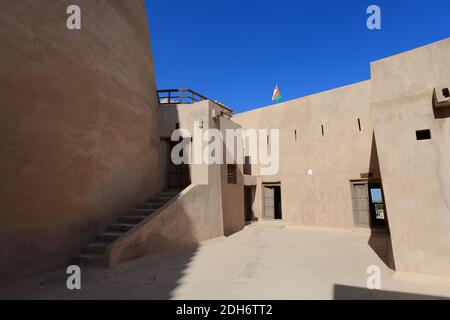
left=433, top=87, right=450, bottom=108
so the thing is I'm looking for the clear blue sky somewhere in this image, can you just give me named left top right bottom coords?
left=145, top=0, right=450, bottom=113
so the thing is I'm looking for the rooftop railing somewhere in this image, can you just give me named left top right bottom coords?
left=157, top=89, right=233, bottom=114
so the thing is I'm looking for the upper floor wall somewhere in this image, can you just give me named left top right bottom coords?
left=233, top=81, right=374, bottom=228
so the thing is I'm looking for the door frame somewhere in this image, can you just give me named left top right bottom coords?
left=350, top=179, right=371, bottom=228
left=163, top=137, right=191, bottom=190
left=350, top=179, right=387, bottom=229
left=262, top=182, right=282, bottom=220
left=368, top=181, right=387, bottom=229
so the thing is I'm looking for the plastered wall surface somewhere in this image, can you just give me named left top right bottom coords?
left=234, top=81, right=375, bottom=229
left=107, top=167, right=224, bottom=266
left=0, top=1, right=160, bottom=283
left=219, top=117, right=245, bottom=236
left=371, top=38, right=450, bottom=277
left=159, top=101, right=210, bottom=185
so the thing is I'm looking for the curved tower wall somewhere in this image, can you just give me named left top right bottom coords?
left=0, top=1, right=160, bottom=282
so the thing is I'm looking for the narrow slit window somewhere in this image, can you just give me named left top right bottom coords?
left=358, top=118, right=362, bottom=132
left=416, top=129, right=431, bottom=140
left=321, top=125, right=324, bottom=137
left=294, top=130, right=297, bottom=141
left=244, top=156, right=251, bottom=175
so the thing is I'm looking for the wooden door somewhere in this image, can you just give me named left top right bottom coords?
left=167, top=141, right=190, bottom=189
left=263, top=186, right=275, bottom=219
left=351, top=182, right=370, bottom=227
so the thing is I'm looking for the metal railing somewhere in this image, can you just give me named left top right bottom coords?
left=157, top=89, right=233, bottom=114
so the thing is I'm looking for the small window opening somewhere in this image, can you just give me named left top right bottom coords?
left=267, top=134, right=270, bottom=145
left=244, top=156, right=252, bottom=175
left=416, top=129, right=431, bottom=140
left=358, top=118, right=362, bottom=132
left=443, top=88, right=450, bottom=98
left=294, top=130, right=297, bottom=141
left=321, top=125, right=324, bottom=137
left=227, top=164, right=237, bottom=184
left=175, top=122, right=180, bottom=130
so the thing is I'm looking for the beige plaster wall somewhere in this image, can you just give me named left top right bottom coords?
left=159, top=101, right=210, bottom=186
left=159, top=101, right=245, bottom=236
left=371, top=38, right=450, bottom=277
left=0, top=1, right=160, bottom=283
left=234, top=81, right=375, bottom=229
left=108, top=164, right=224, bottom=266
left=219, top=118, right=245, bottom=236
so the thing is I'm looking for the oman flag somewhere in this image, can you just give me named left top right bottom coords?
left=272, top=84, right=281, bottom=102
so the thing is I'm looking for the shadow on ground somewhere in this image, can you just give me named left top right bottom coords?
left=1, top=244, right=200, bottom=300
left=334, top=284, right=450, bottom=300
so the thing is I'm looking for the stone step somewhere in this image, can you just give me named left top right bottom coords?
left=128, top=208, right=156, bottom=216
left=148, top=195, right=174, bottom=202
left=74, top=253, right=104, bottom=266
left=117, top=215, right=147, bottom=224
left=108, top=223, right=136, bottom=232
left=84, top=242, right=110, bottom=254
left=96, top=231, right=124, bottom=242
left=159, top=190, right=180, bottom=196
left=74, top=189, right=182, bottom=265
left=137, top=202, right=164, bottom=209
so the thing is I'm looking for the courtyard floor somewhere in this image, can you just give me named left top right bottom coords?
left=2, top=221, right=450, bottom=300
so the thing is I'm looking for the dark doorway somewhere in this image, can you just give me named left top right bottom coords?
left=167, top=140, right=190, bottom=190
left=263, top=184, right=282, bottom=220
left=351, top=179, right=394, bottom=269
left=274, top=186, right=282, bottom=219
left=368, top=183, right=387, bottom=228
left=244, top=186, right=255, bottom=222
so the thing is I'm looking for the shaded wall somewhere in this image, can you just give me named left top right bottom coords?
left=371, top=38, right=450, bottom=277
left=158, top=101, right=245, bottom=236
left=108, top=165, right=224, bottom=266
left=0, top=0, right=160, bottom=283
left=234, top=81, right=375, bottom=229
left=159, top=100, right=210, bottom=186
left=219, top=117, right=245, bottom=236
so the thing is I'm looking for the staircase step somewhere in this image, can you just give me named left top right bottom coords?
left=148, top=196, right=174, bottom=202
left=117, top=215, right=146, bottom=224
left=137, top=202, right=164, bottom=209
left=129, top=208, right=157, bottom=216
left=109, top=223, right=136, bottom=232
left=159, top=189, right=181, bottom=196
left=84, top=242, right=110, bottom=254
left=74, top=253, right=104, bottom=266
left=96, top=231, right=124, bottom=242
left=74, top=189, right=182, bottom=264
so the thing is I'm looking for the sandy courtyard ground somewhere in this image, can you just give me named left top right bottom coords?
left=2, top=221, right=450, bottom=300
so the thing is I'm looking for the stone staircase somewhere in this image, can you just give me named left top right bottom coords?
left=75, top=189, right=181, bottom=266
